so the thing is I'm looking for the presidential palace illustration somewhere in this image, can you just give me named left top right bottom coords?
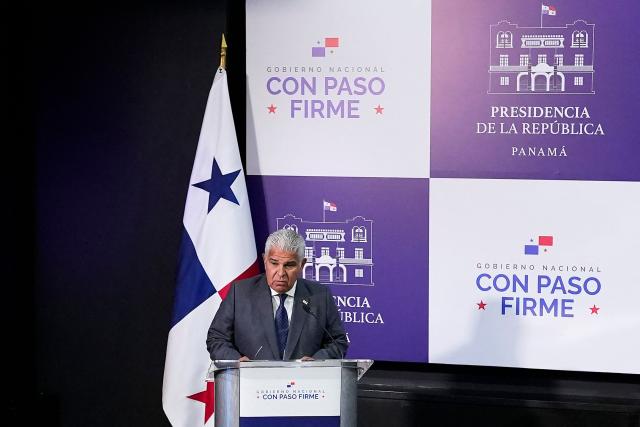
left=488, top=19, right=595, bottom=94
left=277, top=213, right=374, bottom=286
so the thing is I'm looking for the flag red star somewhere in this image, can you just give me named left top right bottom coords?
left=477, top=300, right=487, bottom=310
left=188, top=381, right=215, bottom=423
left=590, top=305, right=600, bottom=314
left=374, top=105, right=384, bottom=114
left=267, top=104, right=277, bottom=113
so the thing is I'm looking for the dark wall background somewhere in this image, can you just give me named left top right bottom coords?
left=14, top=2, right=638, bottom=426
left=18, top=2, right=244, bottom=425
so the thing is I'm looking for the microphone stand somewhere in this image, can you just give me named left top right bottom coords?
left=301, top=298, right=344, bottom=359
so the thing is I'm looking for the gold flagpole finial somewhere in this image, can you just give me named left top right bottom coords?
left=219, top=33, right=228, bottom=70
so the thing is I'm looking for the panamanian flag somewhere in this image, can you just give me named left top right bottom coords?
left=541, top=4, right=557, bottom=15
left=323, top=200, right=337, bottom=212
left=162, top=68, right=259, bottom=426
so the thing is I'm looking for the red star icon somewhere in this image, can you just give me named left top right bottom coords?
left=188, top=381, right=215, bottom=423
left=477, top=300, right=487, bottom=310
left=267, top=104, right=277, bottom=114
left=374, top=105, right=384, bottom=114
left=590, top=305, right=600, bottom=314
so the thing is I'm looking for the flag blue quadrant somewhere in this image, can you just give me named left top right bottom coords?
left=171, top=227, right=216, bottom=327
left=524, top=245, right=539, bottom=255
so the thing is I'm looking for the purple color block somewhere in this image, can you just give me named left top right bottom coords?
left=430, top=0, right=640, bottom=181
left=525, top=245, right=539, bottom=255
left=247, top=175, right=429, bottom=363
left=311, top=46, right=325, bottom=57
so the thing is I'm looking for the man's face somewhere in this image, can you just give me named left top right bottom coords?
left=263, top=247, right=306, bottom=293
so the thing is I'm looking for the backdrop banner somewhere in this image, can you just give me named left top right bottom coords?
left=246, top=0, right=640, bottom=373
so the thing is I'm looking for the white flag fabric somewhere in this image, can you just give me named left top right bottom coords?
left=162, top=68, right=259, bottom=426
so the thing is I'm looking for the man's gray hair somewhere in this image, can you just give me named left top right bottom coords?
left=265, top=228, right=306, bottom=260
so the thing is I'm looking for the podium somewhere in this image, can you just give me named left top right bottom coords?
left=208, top=359, right=373, bottom=427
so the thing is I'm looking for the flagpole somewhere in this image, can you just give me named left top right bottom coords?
left=323, top=200, right=326, bottom=222
left=540, top=4, right=543, bottom=28
left=219, top=33, right=227, bottom=70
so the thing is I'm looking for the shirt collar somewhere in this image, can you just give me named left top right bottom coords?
left=270, top=280, right=297, bottom=298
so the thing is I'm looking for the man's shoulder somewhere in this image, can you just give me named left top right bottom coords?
left=232, top=274, right=267, bottom=293
left=298, top=278, right=330, bottom=295
left=235, top=274, right=265, bottom=285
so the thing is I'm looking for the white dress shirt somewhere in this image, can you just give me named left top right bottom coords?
left=270, top=280, right=296, bottom=323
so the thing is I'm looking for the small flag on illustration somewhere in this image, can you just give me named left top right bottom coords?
left=323, top=200, right=337, bottom=212
left=524, top=235, right=554, bottom=255
left=541, top=4, right=557, bottom=15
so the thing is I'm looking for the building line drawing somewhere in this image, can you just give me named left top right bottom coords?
left=276, top=212, right=374, bottom=286
left=488, top=19, right=595, bottom=94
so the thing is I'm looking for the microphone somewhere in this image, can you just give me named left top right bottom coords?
left=301, top=298, right=344, bottom=359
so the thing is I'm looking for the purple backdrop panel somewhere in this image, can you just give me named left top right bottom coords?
left=247, top=175, right=429, bottom=362
left=430, top=0, right=640, bottom=181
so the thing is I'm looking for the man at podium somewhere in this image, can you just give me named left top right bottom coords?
left=207, top=228, right=349, bottom=361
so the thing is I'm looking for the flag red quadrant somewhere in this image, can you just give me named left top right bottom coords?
left=325, top=37, right=339, bottom=47
left=539, top=236, right=553, bottom=246
left=162, top=68, right=259, bottom=426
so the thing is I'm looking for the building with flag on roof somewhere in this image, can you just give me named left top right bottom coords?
left=277, top=212, right=374, bottom=286
left=489, top=5, right=594, bottom=94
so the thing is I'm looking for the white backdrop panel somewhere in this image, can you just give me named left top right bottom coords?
left=429, top=178, right=640, bottom=374
left=246, top=0, right=430, bottom=178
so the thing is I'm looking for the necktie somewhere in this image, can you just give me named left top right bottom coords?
left=275, top=293, right=289, bottom=359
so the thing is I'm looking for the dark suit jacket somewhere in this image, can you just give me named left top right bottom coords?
left=206, top=274, right=348, bottom=360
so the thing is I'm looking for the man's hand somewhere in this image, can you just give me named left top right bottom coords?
left=300, top=356, right=315, bottom=361
left=238, top=356, right=250, bottom=361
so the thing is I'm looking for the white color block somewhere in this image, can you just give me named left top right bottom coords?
left=246, top=0, right=430, bottom=178
left=429, top=178, right=640, bottom=374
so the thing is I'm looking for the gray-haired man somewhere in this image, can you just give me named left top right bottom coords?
left=207, top=228, right=348, bottom=361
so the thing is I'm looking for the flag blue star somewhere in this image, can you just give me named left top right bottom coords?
left=192, top=158, right=241, bottom=213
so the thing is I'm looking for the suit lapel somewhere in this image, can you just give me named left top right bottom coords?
left=254, top=276, right=280, bottom=360
left=284, top=279, right=310, bottom=360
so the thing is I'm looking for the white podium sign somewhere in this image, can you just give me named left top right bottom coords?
left=239, top=366, right=341, bottom=417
